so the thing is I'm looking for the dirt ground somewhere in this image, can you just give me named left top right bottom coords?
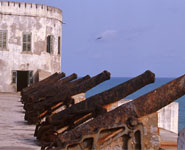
left=0, top=93, right=40, bottom=150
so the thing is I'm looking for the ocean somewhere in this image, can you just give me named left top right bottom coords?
left=86, top=77, right=185, bottom=131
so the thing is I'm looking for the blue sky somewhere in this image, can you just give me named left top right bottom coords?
left=4, top=0, right=185, bottom=77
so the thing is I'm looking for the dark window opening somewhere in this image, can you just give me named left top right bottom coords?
left=23, top=33, right=31, bottom=51
left=0, top=30, right=7, bottom=50
left=47, top=35, right=54, bottom=53
left=58, top=36, right=61, bottom=54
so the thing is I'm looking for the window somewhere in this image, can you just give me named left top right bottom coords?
left=47, top=35, right=54, bottom=53
left=23, top=33, right=31, bottom=51
left=28, top=71, right=33, bottom=85
left=12, top=70, right=17, bottom=83
left=58, top=36, right=61, bottom=54
left=0, top=30, right=7, bottom=50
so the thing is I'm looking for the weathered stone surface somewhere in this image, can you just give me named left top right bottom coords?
left=158, top=102, right=179, bottom=134
left=0, top=93, right=40, bottom=150
left=37, top=69, right=52, bottom=81
left=0, top=1, right=62, bottom=92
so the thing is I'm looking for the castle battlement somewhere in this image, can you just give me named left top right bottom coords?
left=0, top=1, right=62, bottom=22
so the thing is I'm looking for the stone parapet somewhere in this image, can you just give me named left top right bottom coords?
left=0, top=1, right=62, bottom=22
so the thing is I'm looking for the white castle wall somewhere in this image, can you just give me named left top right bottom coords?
left=0, top=1, right=62, bottom=92
left=158, top=102, right=179, bottom=134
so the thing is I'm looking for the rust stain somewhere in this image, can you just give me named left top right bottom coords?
left=34, top=70, right=155, bottom=147
left=56, top=74, right=185, bottom=149
left=34, top=40, right=46, bottom=55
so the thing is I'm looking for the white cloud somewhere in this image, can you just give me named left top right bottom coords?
left=97, top=30, right=118, bottom=40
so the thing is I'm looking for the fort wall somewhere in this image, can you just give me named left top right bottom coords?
left=0, top=1, right=62, bottom=92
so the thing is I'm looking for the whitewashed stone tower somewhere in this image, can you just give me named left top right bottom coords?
left=0, top=1, right=62, bottom=92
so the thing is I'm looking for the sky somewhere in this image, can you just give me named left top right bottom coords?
left=3, top=0, right=185, bottom=77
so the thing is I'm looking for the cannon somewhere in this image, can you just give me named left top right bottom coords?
left=24, top=75, right=90, bottom=122
left=35, top=70, right=155, bottom=147
left=52, top=73, right=185, bottom=150
left=21, top=72, right=66, bottom=103
left=23, top=73, right=78, bottom=112
left=22, top=72, right=65, bottom=96
left=27, top=73, right=78, bottom=103
left=23, top=73, right=79, bottom=111
left=22, top=72, right=59, bottom=94
left=24, top=71, right=110, bottom=124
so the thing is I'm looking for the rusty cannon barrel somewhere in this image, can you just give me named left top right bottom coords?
left=25, top=71, right=110, bottom=124
left=32, top=70, right=110, bottom=112
left=56, top=73, right=185, bottom=149
left=22, top=72, right=65, bottom=95
left=23, top=73, right=78, bottom=111
left=28, top=73, right=78, bottom=103
left=21, top=72, right=59, bottom=94
left=41, top=75, right=91, bottom=116
left=21, top=72, right=66, bottom=103
left=67, top=75, right=91, bottom=87
left=48, top=70, right=155, bottom=127
left=23, top=76, right=90, bottom=124
left=25, top=75, right=91, bottom=119
left=35, top=70, right=155, bottom=146
left=39, top=74, right=91, bottom=102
